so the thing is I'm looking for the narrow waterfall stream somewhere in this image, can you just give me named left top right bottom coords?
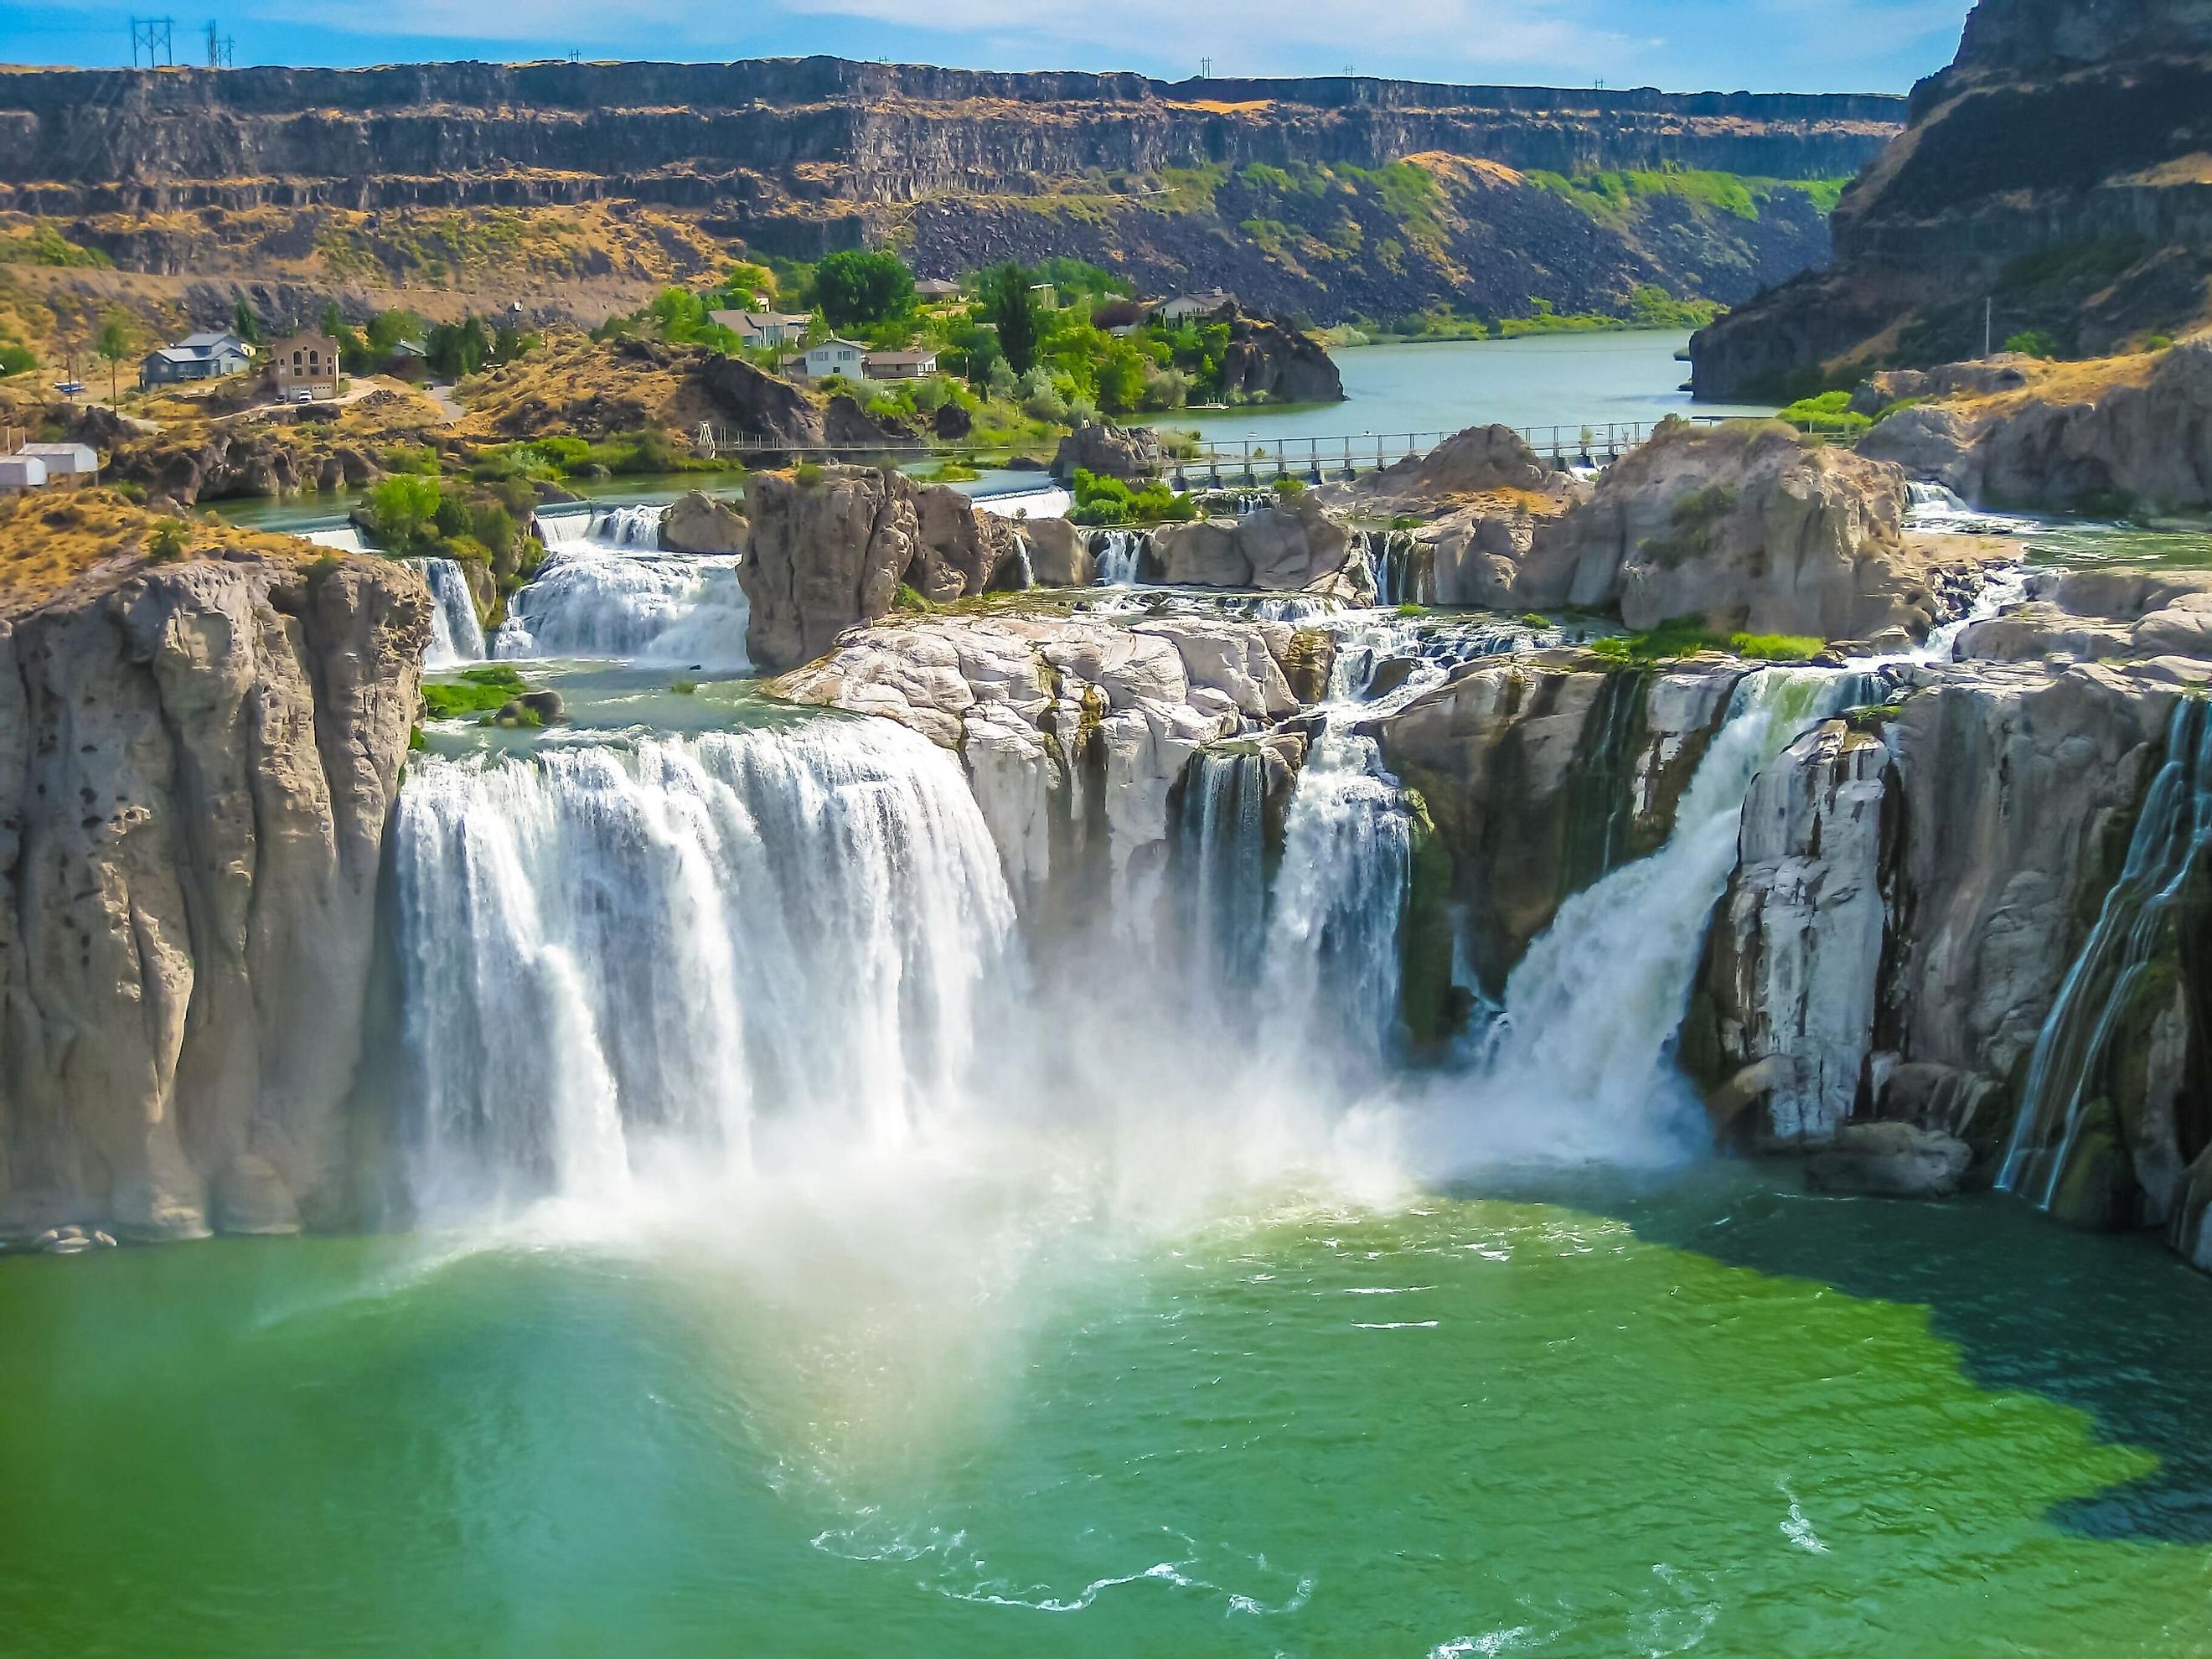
left=1999, top=699, right=2212, bottom=1207
left=415, top=556, right=487, bottom=667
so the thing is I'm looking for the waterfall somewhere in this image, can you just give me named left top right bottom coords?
left=393, top=717, right=1018, bottom=1215
left=1359, top=530, right=1430, bottom=607
left=536, top=504, right=666, bottom=550
left=1457, top=668, right=1854, bottom=1157
left=1176, top=745, right=1270, bottom=995
left=1998, top=700, right=2212, bottom=1207
left=1092, top=530, right=1147, bottom=587
left=414, top=557, right=486, bottom=669
left=493, top=547, right=751, bottom=668
left=1010, top=530, right=1036, bottom=592
left=1260, top=729, right=1411, bottom=1070
left=303, top=524, right=368, bottom=553
left=1901, top=481, right=2040, bottom=536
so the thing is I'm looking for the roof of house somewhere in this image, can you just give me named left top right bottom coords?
left=808, top=337, right=867, bottom=352
left=862, top=349, right=938, bottom=365
left=17, top=442, right=96, bottom=465
left=175, top=331, right=249, bottom=353
left=711, top=309, right=810, bottom=331
left=913, top=279, right=961, bottom=296
left=390, top=339, right=429, bottom=356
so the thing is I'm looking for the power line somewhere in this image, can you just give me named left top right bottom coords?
left=204, top=18, right=234, bottom=68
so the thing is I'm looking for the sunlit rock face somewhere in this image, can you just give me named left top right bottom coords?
left=0, top=554, right=429, bottom=1241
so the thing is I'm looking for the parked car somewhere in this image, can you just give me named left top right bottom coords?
left=284, top=386, right=315, bottom=404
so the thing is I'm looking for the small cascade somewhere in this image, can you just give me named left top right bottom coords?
left=1359, top=530, right=1432, bottom=607
left=1010, top=530, right=1036, bottom=592
left=414, top=557, right=487, bottom=669
left=1260, top=728, right=1412, bottom=1070
left=1998, top=700, right=2212, bottom=1207
left=1923, top=563, right=2031, bottom=662
left=493, top=547, right=750, bottom=667
left=303, top=524, right=368, bottom=553
left=394, top=719, right=1017, bottom=1215
left=1175, top=745, right=1271, bottom=995
left=1462, top=668, right=1854, bottom=1154
left=1902, top=480, right=2040, bottom=536
left=1091, top=530, right=1149, bottom=587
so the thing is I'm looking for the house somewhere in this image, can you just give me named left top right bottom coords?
left=0, top=454, right=46, bottom=494
left=798, top=338, right=866, bottom=380
left=913, top=278, right=962, bottom=301
left=1154, top=290, right=1238, bottom=323
left=140, top=330, right=253, bottom=386
left=861, top=348, right=938, bottom=380
left=16, top=442, right=96, bottom=483
left=383, top=338, right=430, bottom=380
left=268, top=332, right=341, bottom=400
left=711, top=310, right=811, bottom=349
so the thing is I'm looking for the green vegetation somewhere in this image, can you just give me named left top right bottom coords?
left=1529, top=168, right=1852, bottom=225
left=1069, top=467, right=1196, bottom=526
left=0, top=222, right=112, bottom=268
left=1777, top=390, right=1871, bottom=436
left=2004, top=329, right=2062, bottom=359
left=92, top=309, right=133, bottom=403
left=145, top=518, right=189, bottom=562
left=421, top=664, right=529, bottom=721
left=984, top=262, right=1043, bottom=376
left=816, top=249, right=917, bottom=332
left=1589, top=615, right=1824, bottom=664
left=364, top=473, right=543, bottom=597
left=0, top=337, right=34, bottom=375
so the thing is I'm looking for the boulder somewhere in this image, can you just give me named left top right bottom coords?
left=1020, top=516, right=1089, bottom=587
left=660, top=489, right=747, bottom=556
left=1149, top=494, right=1351, bottom=590
left=1805, top=1123, right=1973, bottom=1197
left=1052, top=420, right=1160, bottom=482
left=1337, top=423, right=1563, bottom=513
left=1218, top=313, right=1345, bottom=405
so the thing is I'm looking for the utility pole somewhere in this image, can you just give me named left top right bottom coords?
left=129, top=17, right=175, bottom=67
left=204, top=19, right=233, bottom=68
left=1984, top=296, right=1992, bottom=359
left=1199, top=56, right=1212, bottom=78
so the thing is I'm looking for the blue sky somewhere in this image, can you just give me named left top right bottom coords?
left=1, top=0, right=1972, bottom=95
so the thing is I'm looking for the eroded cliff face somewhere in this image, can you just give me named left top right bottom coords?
left=0, top=553, right=430, bottom=1241
left=1692, top=0, right=2212, bottom=397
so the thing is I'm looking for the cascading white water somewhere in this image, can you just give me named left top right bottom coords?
left=494, top=547, right=751, bottom=667
left=1176, top=745, right=1270, bottom=995
left=1360, top=530, right=1429, bottom=608
left=1445, top=668, right=1855, bottom=1162
left=536, top=504, right=667, bottom=550
left=1902, top=480, right=2041, bottom=536
left=303, top=524, right=368, bottom=553
left=394, top=717, right=1019, bottom=1215
left=1998, top=699, right=2212, bottom=1207
left=1092, top=530, right=1147, bottom=587
left=413, top=557, right=487, bottom=669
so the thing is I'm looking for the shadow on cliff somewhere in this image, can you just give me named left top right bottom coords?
left=1462, top=1162, right=2212, bottom=1546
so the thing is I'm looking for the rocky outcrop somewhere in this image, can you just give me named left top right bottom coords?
left=1367, top=654, right=1746, bottom=990
left=107, top=425, right=385, bottom=508
left=1860, top=340, right=2212, bottom=514
left=1691, top=0, right=2212, bottom=398
left=659, top=488, right=748, bottom=556
left=773, top=612, right=1312, bottom=917
left=0, top=552, right=431, bottom=1242
left=1052, top=420, right=1160, bottom=482
left=1019, top=517, right=1089, bottom=587
left=1149, top=494, right=1351, bottom=590
left=1329, top=423, right=1564, bottom=515
left=1703, top=718, right=1892, bottom=1144
left=739, top=467, right=1029, bottom=670
left=1219, top=313, right=1345, bottom=405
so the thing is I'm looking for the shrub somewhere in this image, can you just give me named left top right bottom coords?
left=421, top=664, right=527, bottom=721
left=1776, top=390, right=1870, bottom=435
left=1273, top=475, right=1306, bottom=497
left=2003, top=329, right=2062, bottom=359
left=146, top=519, right=189, bottom=561
left=794, top=462, right=824, bottom=488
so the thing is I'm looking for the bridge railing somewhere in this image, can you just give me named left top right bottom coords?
left=690, top=413, right=1830, bottom=479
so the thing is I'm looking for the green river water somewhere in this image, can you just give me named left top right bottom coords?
left=3, top=1163, right=2209, bottom=1657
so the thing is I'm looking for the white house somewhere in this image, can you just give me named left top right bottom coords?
left=0, top=454, right=47, bottom=494
left=798, top=339, right=866, bottom=380
left=1154, top=290, right=1238, bottom=323
left=861, top=348, right=938, bottom=380
left=711, top=310, right=811, bottom=349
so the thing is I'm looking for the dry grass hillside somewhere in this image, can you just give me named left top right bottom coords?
left=0, top=488, right=318, bottom=615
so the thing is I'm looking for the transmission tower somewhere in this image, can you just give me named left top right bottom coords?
left=204, top=19, right=234, bottom=68
left=1199, top=55, right=1212, bottom=78
left=129, top=17, right=175, bottom=67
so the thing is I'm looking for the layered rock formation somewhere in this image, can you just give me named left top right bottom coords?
left=1692, top=0, right=2212, bottom=397
left=1150, top=494, right=1353, bottom=591
left=740, top=467, right=1031, bottom=670
left=0, top=60, right=1894, bottom=328
left=0, top=550, right=430, bottom=1242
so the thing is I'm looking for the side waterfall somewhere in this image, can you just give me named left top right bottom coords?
left=1091, top=530, right=1147, bottom=587
left=1176, top=746, right=1270, bottom=996
left=1998, top=699, right=2212, bottom=1207
left=393, top=718, right=1017, bottom=1214
left=1456, top=668, right=1855, bottom=1160
left=415, top=557, right=487, bottom=668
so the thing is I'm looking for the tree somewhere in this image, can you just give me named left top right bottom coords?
left=814, top=249, right=915, bottom=333
left=321, top=300, right=368, bottom=374
left=93, top=311, right=132, bottom=404
left=985, top=263, right=1041, bottom=378
left=231, top=294, right=261, bottom=345
left=426, top=315, right=491, bottom=379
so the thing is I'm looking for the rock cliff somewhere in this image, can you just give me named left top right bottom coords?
left=1692, top=0, right=2212, bottom=398
left=0, top=550, right=430, bottom=1242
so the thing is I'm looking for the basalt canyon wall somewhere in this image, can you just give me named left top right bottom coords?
left=1692, top=0, right=2212, bottom=397
left=0, top=59, right=1898, bottom=325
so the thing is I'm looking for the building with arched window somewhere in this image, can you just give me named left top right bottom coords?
left=268, top=333, right=341, bottom=401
